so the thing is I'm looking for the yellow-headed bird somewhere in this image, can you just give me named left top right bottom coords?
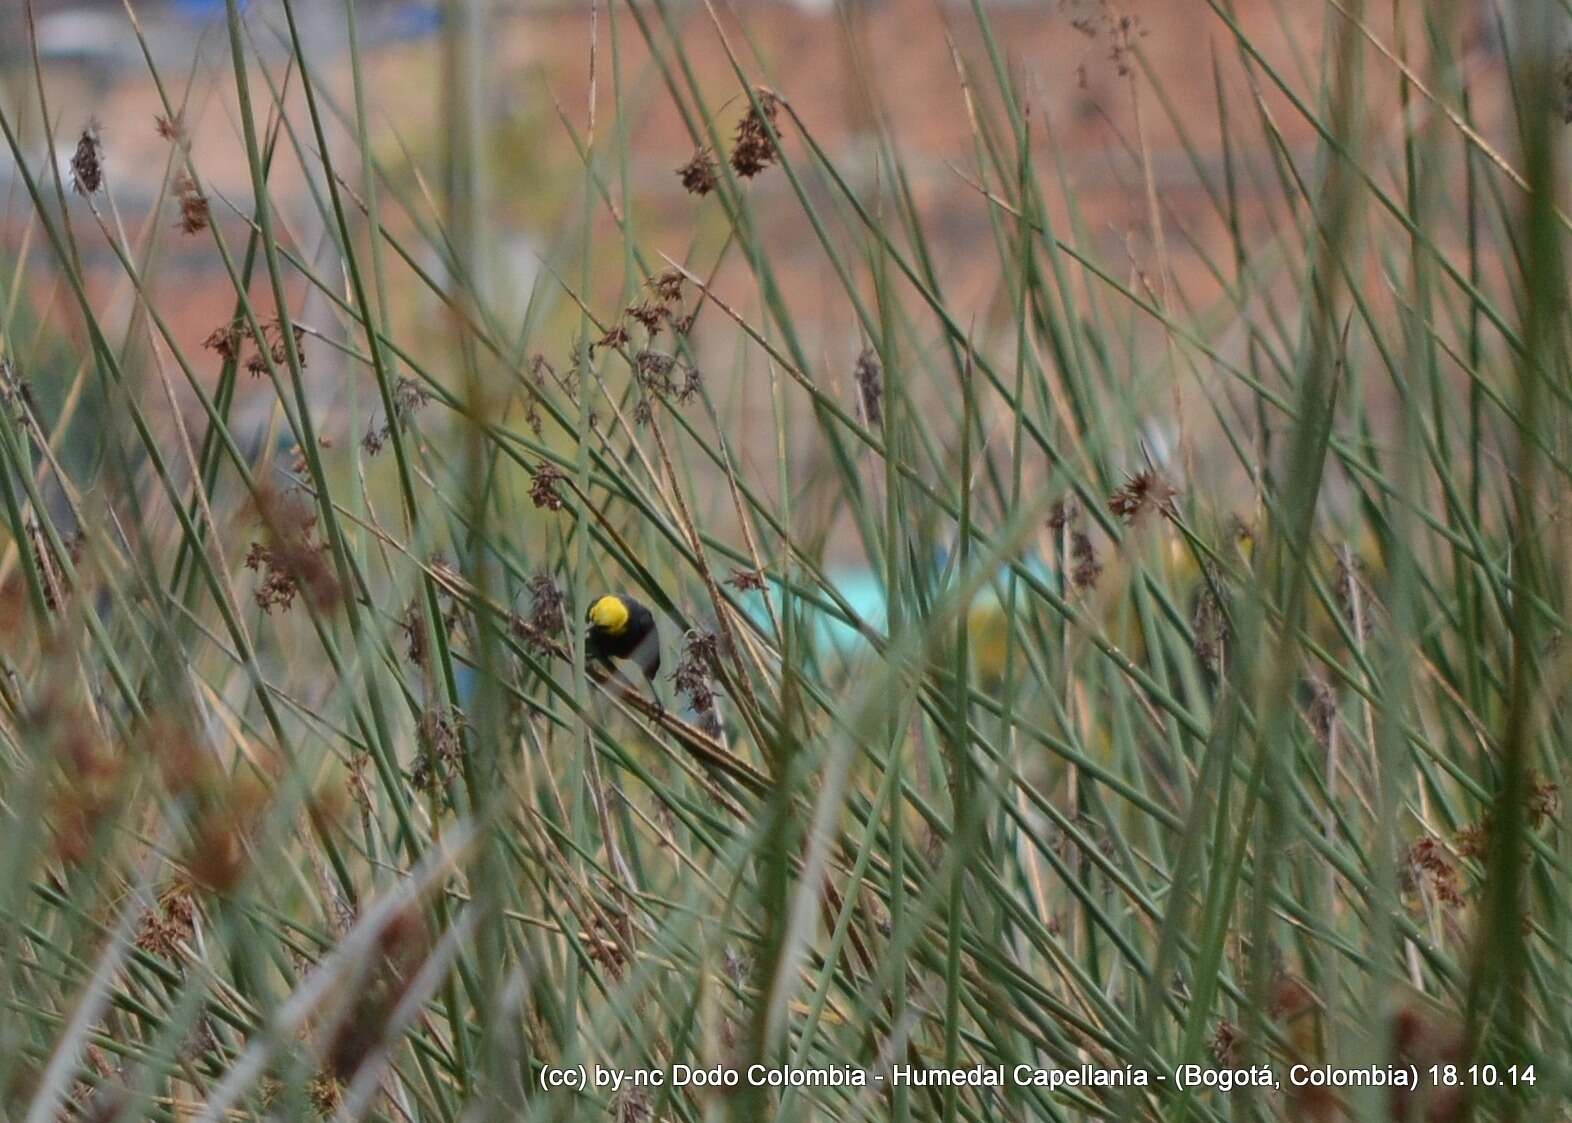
left=586, top=594, right=662, bottom=709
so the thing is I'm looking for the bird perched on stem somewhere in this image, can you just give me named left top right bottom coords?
left=586, top=594, right=662, bottom=712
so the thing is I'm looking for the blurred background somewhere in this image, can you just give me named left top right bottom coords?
left=1, top=0, right=1526, bottom=557
left=0, top=0, right=1351, bottom=526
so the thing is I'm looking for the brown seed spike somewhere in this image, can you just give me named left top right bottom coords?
left=529, top=462, right=567, bottom=511
left=593, top=323, right=629, bottom=355
left=246, top=488, right=339, bottom=613
left=675, top=629, right=722, bottom=735
left=730, top=91, right=781, bottom=178
left=1402, top=836, right=1464, bottom=909
left=854, top=348, right=883, bottom=428
left=727, top=567, right=767, bottom=592
left=1070, top=531, right=1102, bottom=590
left=626, top=301, right=668, bottom=334
left=173, top=173, right=209, bottom=235
left=650, top=268, right=685, bottom=304
left=524, top=573, right=566, bottom=641
left=677, top=148, right=719, bottom=196
left=1108, top=469, right=1177, bottom=523
left=1046, top=497, right=1080, bottom=532
left=675, top=365, right=703, bottom=405
left=410, top=706, right=462, bottom=794
left=202, top=320, right=244, bottom=362
left=70, top=122, right=104, bottom=195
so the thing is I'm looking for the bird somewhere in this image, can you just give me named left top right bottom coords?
left=586, top=594, right=662, bottom=711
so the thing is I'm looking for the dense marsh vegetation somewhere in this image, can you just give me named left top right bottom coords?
left=0, top=0, right=1568, bottom=1119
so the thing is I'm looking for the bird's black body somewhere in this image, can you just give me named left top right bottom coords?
left=586, top=594, right=662, bottom=707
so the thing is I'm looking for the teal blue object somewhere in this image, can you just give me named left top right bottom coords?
left=172, top=0, right=245, bottom=18
left=730, top=569, right=880, bottom=657
left=736, top=559, right=1056, bottom=657
left=810, top=569, right=888, bottom=654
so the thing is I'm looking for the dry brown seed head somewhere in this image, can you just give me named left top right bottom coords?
left=1402, top=836, right=1464, bottom=909
left=1070, top=531, right=1101, bottom=590
left=651, top=268, right=686, bottom=303
left=677, top=148, right=719, bottom=195
left=1108, top=468, right=1177, bottom=524
left=854, top=348, right=883, bottom=428
left=529, top=462, right=567, bottom=511
left=730, top=90, right=781, bottom=178
left=594, top=323, right=629, bottom=355
left=626, top=300, right=668, bottom=334
left=70, top=121, right=104, bottom=195
left=173, top=172, right=209, bottom=235
left=524, top=573, right=566, bottom=641
left=727, top=567, right=766, bottom=592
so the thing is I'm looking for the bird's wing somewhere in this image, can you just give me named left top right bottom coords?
left=630, top=627, right=661, bottom=682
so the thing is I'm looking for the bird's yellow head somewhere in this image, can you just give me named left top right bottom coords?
left=587, top=595, right=630, bottom=635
